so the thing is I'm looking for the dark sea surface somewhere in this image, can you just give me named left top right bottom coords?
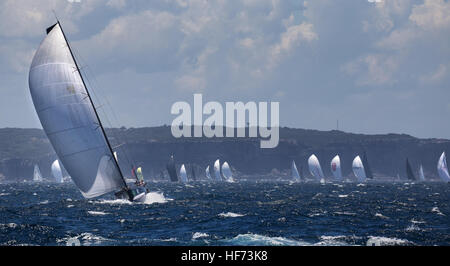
left=0, top=181, right=448, bottom=246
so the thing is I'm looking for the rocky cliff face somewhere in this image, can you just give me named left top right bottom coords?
left=1, top=127, right=449, bottom=181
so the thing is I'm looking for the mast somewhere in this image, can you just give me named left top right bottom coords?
left=56, top=21, right=132, bottom=200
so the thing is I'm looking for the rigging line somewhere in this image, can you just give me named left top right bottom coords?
left=69, top=46, right=137, bottom=173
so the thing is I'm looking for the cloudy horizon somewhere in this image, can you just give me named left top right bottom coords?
left=0, top=0, right=449, bottom=139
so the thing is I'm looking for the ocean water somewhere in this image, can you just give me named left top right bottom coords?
left=0, top=181, right=448, bottom=246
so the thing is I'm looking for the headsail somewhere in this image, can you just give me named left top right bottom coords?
left=308, top=154, right=324, bottom=181
left=214, top=159, right=222, bottom=181
left=51, top=160, right=63, bottom=183
left=205, top=165, right=212, bottom=180
left=406, top=158, right=416, bottom=181
left=29, top=23, right=127, bottom=198
left=352, top=156, right=366, bottom=182
left=330, top=155, right=342, bottom=180
left=437, top=152, right=450, bottom=182
left=418, top=165, right=425, bottom=181
left=291, top=160, right=301, bottom=181
left=180, top=164, right=188, bottom=183
left=136, top=167, right=144, bottom=182
left=33, top=164, right=43, bottom=182
left=222, top=162, right=234, bottom=182
left=166, top=155, right=179, bottom=182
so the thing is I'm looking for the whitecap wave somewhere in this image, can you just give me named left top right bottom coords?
left=431, top=207, right=445, bottom=216
left=218, top=212, right=245, bottom=218
left=375, top=213, right=389, bottom=219
left=223, top=234, right=309, bottom=246
left=57, top=233, right=114, bottom=246
left=88, top=211, right=109, bottom=216
left=94, top=192, right=171, bottom=205
left=192, top=232, right=209, bottom=239
left=366, top=236, right=412, bottom=246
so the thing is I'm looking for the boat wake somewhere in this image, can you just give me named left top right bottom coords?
left=222, top=234, right=309, bottom=246
left=218, top=212, right=245, bottom=218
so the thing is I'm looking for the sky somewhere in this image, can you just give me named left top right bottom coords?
left=0, top=0, right=449, bottom=139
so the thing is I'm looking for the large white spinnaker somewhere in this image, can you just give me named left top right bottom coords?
left=352, top=156, right=366, bottom=182
left=222, top=162, right=234, bottom=182
left=51, top=160, right=63, bottom=183
left=28, top=23, right=127, bottom=198
left=205, top=165, right=212, bottom=180
left=180, top=164, right=188, bottom=183
left=33, top=164, right=43, bottom=182
left=308, top=154, right=324, bottom=181
left=418, top=165, right=425, bottom=181
left=214, top=159, right=222, bottom=181
left=437, top=152, right=450, bottom=182
left=291, top=160, right=301, bottom=181
left=330, top=155, right=342, bottom=181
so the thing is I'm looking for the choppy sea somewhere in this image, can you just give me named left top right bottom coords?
left=0, top=181, right=448, bottom=246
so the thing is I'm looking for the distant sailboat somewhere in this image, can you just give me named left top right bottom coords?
left=136, top=167, right=144, bottom=183
left=406, top=158, right=416, bottom=181
left=33, top=164, right=43, bottom=182
left=180, top=164, right=188, bottom=183
left=167, top=155, right=179, bottom=182
left=291, top=160, right=301, bottom=181
left=418, top=165, right=425, bottom=181
left=362, top=151, right=373, bottom=179
left=29, top=21, right=147, bottom=201
left=214, top=159, right=222, bottom=181
left=205, top=165, right=212, bottom=180
left=222, top=162, right=234, bottom=183
left=352, top=156, right=366, bottom=182
left=51, top=160, right=63, bottom=183
left=437, top=152, right=450, bottom=182
left=330, top=155, right=342, bottom=181
left=308, top=154, right=324, bottom=182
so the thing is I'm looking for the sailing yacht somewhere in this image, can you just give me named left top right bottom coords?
left=221, top=162, right=235, bottom=183
left=205, top=165, right=212, bottom=180
left=352, top=156, right=366, bottom=182
left=180, top=164, right=188, bottom=183
left=51, top=160, right=63, bottom=183
left=418, top=165, right=425, bottom=181
left=167, top=155, right=179, bottom=182
left=308, top=154, right=324, bottom=182
left=33, top=164, right=43, bottom=182
left=29, top=21, right=148, bottom=202
left=213, top=159, right=222, bottom=181
left=437, top=152, right=450, bottom=182
left=405, top=158, right=416, bottom=181
left=330, top=155, right=342, bottom=181
left=291, top=160, right=301, bottom=181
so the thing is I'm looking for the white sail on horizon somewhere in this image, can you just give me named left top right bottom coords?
left=213, top=159, right=222, bottom=181
left=437, top=152, right=450, bottom=182
left=330, top=155, right=342, bottom=181
left=51, top=160, right=63, bottom=183
left=205, top=165, right=212, bottom=180
left=221, top=161, right=234, bottom=183
left=308, top=154, right=324, bottom=181
left=291, top=160, right=301, bottom=181
left=180, top=164, right=188, bottom=183
left=418, top=165, right=425, bottom=181
left=29, top=23, right=125, bottom=198
left=33, top=164, right=43, bottom=182
left=352, top=156, right=366, bottom=182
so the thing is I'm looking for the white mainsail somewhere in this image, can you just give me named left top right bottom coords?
left=205, top=165, right=212, bottom=180
left=29, top=23, right=126, bottom=198
left=214, top=159, right=222, bottom=181
left=33, top=164, right=43, bottom=182
left=221, top=162, right=234, bottom=182
left=51, top=160, right=63, bottom=183
left=330, top=155, right=342, bottom=180
left=352, top=156, right=366, bottom=182
left=291, top=160, right=301, bottom=181
left=437, top=152, right=450, bottom=182
left=308, top=154, right=324, bottom=181
left=418, top=165, right=425, bottom=181
left=180, top=164, right=188, bottom=183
